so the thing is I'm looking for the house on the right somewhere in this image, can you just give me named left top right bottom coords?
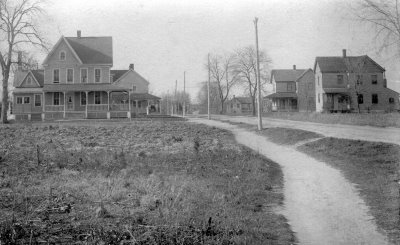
left=314, top=49, right=399, bottom=113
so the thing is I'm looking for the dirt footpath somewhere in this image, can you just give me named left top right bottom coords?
left=203, top=115, right=400, bottom=145
left=190, top=118, right=392, bottom=245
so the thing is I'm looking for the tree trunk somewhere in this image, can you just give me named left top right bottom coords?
left=1, top=74, right=9, bottom=123
left=220, top=101, right=224, bottom=114
left=252, top=96, right=256, bottom=116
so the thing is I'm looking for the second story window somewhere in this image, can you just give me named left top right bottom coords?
left=95, top=69, right=101, bottom=83
left=356, top=75, right=363, bottom=85
left=357, top=94, right=363, bottom=104
left=53, top=69, right=59, bottom=83
left=60, top=51, right=66, bottom=61
left=67, top=69, right=74, bottom=83
left=337, top=75, right=343, bottom=84
left=132, top=85, right=136, bottom=92
left=287, top=83, right=294, bottom=91
left=371, top=75, right=378, bottom=84
left=389, top=97, right=395, bottom=104
left=81, top=68, right=88, bottom=83
left=372, top=94, right=378, bottom=104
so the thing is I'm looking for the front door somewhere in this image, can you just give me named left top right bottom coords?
left=67, top=95, right=74, bottom=110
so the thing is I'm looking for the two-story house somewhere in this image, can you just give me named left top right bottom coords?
left=314, top=49, right=399, bottom=113
left=265, top=66, right=315, bottom=112
left=12, top=31, right=160, bottom=121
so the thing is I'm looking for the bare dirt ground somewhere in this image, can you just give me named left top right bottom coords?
left=190, top=118, right=393, bottom=245
left=0, top=121, right=295, bottom=244
left=196, top=115, right=400, bottom=145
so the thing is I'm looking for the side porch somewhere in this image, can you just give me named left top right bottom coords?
left=322, top=92, right=351, bottom=113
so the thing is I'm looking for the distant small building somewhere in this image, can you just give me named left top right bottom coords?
left=226, top=96, right=253, bottom=114
left=265, top=66, right=315, bottom=112
left=314, top=49, right=399, bottom=113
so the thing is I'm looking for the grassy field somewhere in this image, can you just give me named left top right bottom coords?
left=299, top=139, right=400, bottom=244
left=0, top=121, right=295, bottom=244
left=261, top=112, right=400, bottom=128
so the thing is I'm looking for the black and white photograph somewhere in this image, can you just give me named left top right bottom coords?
left=0, top=0, right=400, bottom=244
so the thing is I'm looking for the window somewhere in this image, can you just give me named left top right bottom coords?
left=80, top=92, right=86, bottom=105
left=317, top=76, right=320, bottom=86
left=372, top=94, right=378, bottom=104
left=53, top=69, right=59, bottom=83
left=371, top=75, right=378, bottom=84
left=60, top=51, right=66, bottom=61
left=287, top=83, right=294, bottom=91
left=356, top=75, right=363, bottom=85
left=81, top=69, right=88, bottom=83
left=337, top=75, right=343, bottom=84
left=357, top=94, right=363, bottom=104
left=389, top=97, right=395, bottom=104
left=67, top=69, right=74, bottom=83
left=94, top=91, right=101, bottom=104
left=132, top=85, right=136, bottom=92
left=318, top=93, right=320, bottom=103
left=23, top=96, right=30, bottom=104
left=53, top=92, right=60, bottom=105
left=34, top=94, right=41, bottom=107
left=95, top=68, right=101, bottom=83
left=308, top=83, right=313, bottom=90
left=26, top=77, right=32, bottom=85
left=16, top=97, right=23, bottom=104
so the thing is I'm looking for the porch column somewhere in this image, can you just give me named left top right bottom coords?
left=107, top=91, right=111, bottom=119
left=42, top=92, right=45, bottom=121
left=128, top=90, right=131, bottom=119
left=63, top=92, right=66, bottom=118
left=85, top=91, right=88, bottom=119
left=146, top=100, right=150, bottom=115
left=135, top=100, right=139, bottom=115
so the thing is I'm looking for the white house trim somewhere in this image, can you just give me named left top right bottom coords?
left=42, top=36, right=83, bottom=65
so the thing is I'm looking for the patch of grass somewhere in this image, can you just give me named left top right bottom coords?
left=0, top=121, right=296, bottom=244
left=262, top=112, right=400, bottom=128
left=299, top=138, right=400, bottom=243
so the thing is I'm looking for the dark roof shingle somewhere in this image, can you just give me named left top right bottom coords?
left=271, top=69, right=307, bottom=82
left=65, top=37, right=113, bottom=64
left=315, top=56, right=385, bottom=73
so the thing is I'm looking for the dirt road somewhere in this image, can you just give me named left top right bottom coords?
left=190, top=118, right=392, bottom=245
left=197, top=115, right=400, bottom=145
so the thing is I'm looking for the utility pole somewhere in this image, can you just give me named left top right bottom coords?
left=166, top=90, right=169, bottom=115
left=174, top=80, right=177, bottom=115
left=254, top=17, right=262, bottom=131
left=183, top=71, right=186, bottom=118
left=207, top=53, right=211, bottom=120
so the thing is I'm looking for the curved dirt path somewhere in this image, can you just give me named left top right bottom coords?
left=197, top=115, right=400, bottom=145
left=190, top=118, right=392, bottom=245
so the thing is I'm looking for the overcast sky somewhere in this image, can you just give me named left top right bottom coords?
left=33, top=0, right=400, bottom=100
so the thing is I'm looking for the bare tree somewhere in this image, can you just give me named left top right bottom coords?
left=232, top=46, right=272, bottom=116
left=0, top=0, right=47, bottom=123
left=196, top=81, right=220, bottom=114
left=205, top=53, right=238, bottom=114
left=352, top=0, right=400, bottom=58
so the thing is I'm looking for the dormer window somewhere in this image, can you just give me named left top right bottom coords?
left=60, top=51, right=66, bottom=61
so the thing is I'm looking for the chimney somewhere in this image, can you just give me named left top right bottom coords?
left=17, top=51, right=22, bottom=71
left=342, top=49, right=346, bottom=58
left=293, top=65, right=296, bottom=70
left=77, top=30, right=81, bottom=38
left=129, top=63, right=134, bottom=70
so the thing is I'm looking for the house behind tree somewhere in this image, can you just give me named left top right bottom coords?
left=12, top=31, right=160, bottom=121
left=314, top=49, right=399, bottom=113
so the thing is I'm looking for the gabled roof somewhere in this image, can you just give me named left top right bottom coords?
left=231, top=97, right=253, bottom=104
left=314, top=55, right=385, bottom=73
left=110, top=70, right=128, bottom=82
left=271, top=69, right=307, bottom=82
left=295, top=69, right=314, bottom=82
left=112, top=69, right=150, bottom=85
left=42, top=36, right=113, bottom=65
left=15, top=69, right=44, bottom=87
left=65, top=37, right=112, bottom=64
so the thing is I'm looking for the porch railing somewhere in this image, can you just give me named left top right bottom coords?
left=111, top=104, right=129, bottom=111
left=87, top=104, right=109, bottom=111
left=45, top=105, right=64, bottom=112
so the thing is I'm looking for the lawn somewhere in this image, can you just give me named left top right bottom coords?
left=262, top=111, right=400, bottom=128
left=0, top=121, right=295, bottom=244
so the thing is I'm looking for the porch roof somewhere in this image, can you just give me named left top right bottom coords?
left=130, top=93, right=161, bottom=100
left=323, top=88, right=350, bottom=94
left=265, top=92, right=297, bottom=98
left=13, top=87, right=43, bottom=93
left=43, top=84, right=128, bottom=92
